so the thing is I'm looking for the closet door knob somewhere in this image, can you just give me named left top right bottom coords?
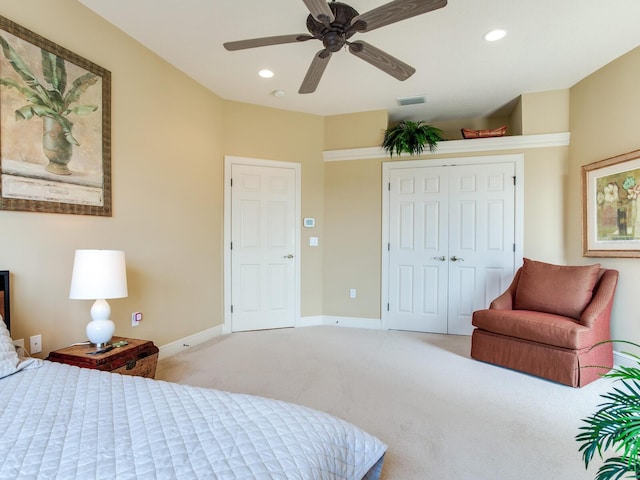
left=450, top=256, right=464, bottom=262
left=283, top=254, right=294, bottom=259
left=432, top=256, right=446, bottom=261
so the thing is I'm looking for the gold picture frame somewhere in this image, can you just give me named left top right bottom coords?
left=0, top=15, right=111, bottom=216
left=583, top=149, right=640, bottom=257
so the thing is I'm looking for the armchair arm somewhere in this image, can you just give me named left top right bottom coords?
left=579, top=269, right=619, bottom=329
left=489, top=269, right=522, bottom=310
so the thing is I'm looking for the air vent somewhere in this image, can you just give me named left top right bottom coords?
left=396, top=95, right=426, bottom=106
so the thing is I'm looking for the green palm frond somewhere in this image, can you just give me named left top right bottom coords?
left=0, top=77, right=49, bottom=108
left=0, top=35, right=51, bottom=106
left=41, top=49, right=66, bottom=96
left=594, top=456, right=640, bottom=480
left=577, top=341, right=640, bottom=479
left=63, top=72, right=98, bottom=110
left=0, top=35, right=97, bottom=147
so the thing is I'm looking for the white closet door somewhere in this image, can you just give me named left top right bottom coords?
left=447, top=163, right=516, bottom=335
left=387, top=162, right=516, bottom=334
left=388, top=166, right=449, bottom=333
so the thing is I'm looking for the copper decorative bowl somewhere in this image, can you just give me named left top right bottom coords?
left=461, top=125, right=507, bottom=139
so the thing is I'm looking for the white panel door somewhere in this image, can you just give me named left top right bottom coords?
left=231, top=164, right=296, bottom=332
left=387, top=162, right=516, bottom=334
left=388, top=167, right=449, bottom=333
left=447, top=163, right=516, bottom=334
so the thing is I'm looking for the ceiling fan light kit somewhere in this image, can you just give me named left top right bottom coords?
left=223, top=0, right=448, bottom=94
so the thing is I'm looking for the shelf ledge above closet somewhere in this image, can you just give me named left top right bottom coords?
left=323, top=132, right=570, bottom=162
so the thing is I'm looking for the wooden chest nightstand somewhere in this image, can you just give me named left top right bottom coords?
left=47, top=336, right=159, bottom=378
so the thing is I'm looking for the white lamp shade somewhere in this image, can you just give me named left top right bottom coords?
left=69, top=250, right=128, bottom=300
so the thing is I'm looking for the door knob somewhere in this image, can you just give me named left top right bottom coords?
left=283, top=254, right=294, bottom=259
left=432, top=256, right=446, bottom=261
left=450, top=256, right=464, bottom=262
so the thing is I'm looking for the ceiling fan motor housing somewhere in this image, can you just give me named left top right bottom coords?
left=306, top=2, right=359, bottom=52
left=224, top=0, right=448, bottom=94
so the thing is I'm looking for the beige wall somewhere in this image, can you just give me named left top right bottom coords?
left=509, top=97, right=524, bottom=136
left=432, top=89, right=570, bottom=140
left=221, top=100, right=325, bottom=316
left=521, top=89, right=570, bottom=134
left=323, top=159, right=382, bottom=319
left=3, top=0, right=638, bottom=354
left=0, top=1, right=331, bottom=352
left=435, top=115, right=513, bottom=140
left=320, top=92, right=572, bottom=321
left=324, top=110, right=387, bottom=150
left=520, top=147, right=570, bottom=263
left=0, top=0, right=225, bottom=352
left=569, top=46, right=640, bottom=343
left=321, top=144, right=569, bottom=321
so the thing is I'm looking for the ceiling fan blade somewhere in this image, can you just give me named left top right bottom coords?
left=299, top=50, right=332, bottom=94
left=348, top=41, right=415, bottom=81
left=224, top=34, right=313, bottom=51
left=302, top=0, right=335, bottom=26
left=351, top=0, right=447, bottom=33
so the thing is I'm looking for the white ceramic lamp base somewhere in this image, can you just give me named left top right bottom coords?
left=87, top=299, right=115, bottom=347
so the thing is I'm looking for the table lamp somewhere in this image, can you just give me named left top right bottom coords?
left=69, top=249, right=128, bottom=347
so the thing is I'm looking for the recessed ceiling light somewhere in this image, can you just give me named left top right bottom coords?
left=272, top=90, right=286, bottom=97
left=483, top=29, right=507, bottom=42
left=259, top=69, right=274, bottom=78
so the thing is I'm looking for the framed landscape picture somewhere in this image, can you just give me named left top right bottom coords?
left=583, top=149, right=640, bottom=257
left=0, top=15, right=111, bottom=216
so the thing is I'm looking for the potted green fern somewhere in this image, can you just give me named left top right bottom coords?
left=382, top=120, right=444, bottom=157
left=576, top=342, right=640, bottom=479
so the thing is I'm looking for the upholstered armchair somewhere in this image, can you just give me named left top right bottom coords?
left=471, top=259, right=619, bottom=387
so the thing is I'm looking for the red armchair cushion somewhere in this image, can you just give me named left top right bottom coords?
left=514, top=258, right=601, bottom=320
left=472, top=309, right=593, bottom=349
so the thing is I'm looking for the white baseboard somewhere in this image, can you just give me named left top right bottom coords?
left=297, top=315, right=324, bottom=327
left=159, top=317, right=382, bottom=359
left=322, top=316, right=382, bottom=329
left=158, top=325, right=224, bottom=360
left=614, top=350, right=638, bottom=369
left=299, top=315, right=382, bottom=329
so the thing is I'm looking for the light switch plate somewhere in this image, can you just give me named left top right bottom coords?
left=309, top=237, right=319, bottom=246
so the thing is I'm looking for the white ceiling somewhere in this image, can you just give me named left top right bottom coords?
left=78, top=0, right=640, bottom=122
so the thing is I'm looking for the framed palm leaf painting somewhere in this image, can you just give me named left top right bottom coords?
left=0, top=15, right=111, bottom=216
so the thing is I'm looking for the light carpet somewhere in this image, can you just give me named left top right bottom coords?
left=155, top=326, right=613, bottom=480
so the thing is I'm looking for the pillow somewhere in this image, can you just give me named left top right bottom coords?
left=514, top=258, right=601, bottom=320
left=0, top=316, right=41, bottom=379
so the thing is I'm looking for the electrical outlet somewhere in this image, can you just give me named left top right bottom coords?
left=30, top=334, right=42, bottom=354
left=132, top=311, right=143, bottom=327
left=349, top=288, right=357, bottom=299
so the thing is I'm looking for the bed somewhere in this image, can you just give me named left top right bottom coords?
left=0, top=320, right=386, bottom=479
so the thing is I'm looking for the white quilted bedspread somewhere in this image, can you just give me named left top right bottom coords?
left=0, top=362, right=386, bottom=479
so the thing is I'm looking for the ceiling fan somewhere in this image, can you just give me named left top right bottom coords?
left=223, top=0, right=447, bottom=94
